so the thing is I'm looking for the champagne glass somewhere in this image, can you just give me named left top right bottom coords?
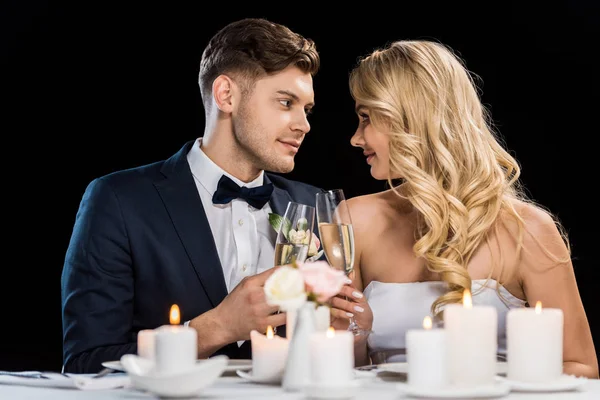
left=316, top=189, right=371, bottom=336
left=274, top=202, right=315, bottom=267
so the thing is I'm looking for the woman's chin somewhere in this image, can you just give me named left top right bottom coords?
left=370, top=167, right=402, bottom=181
left=370, top=168, right=388, bottom=181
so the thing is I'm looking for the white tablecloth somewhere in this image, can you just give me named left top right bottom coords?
left=0, top=375, right=599, bottom=399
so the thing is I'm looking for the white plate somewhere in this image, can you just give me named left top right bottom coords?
left=122, top=354, right=228, bottom=398
left=101, top=360, right=126, bottom=371
left=304, top=380, right=362, bottom=399
left=102, top=358, right=251, bottom=373
left=225, top=359, right=253, bottom=372
left=379, top=361, right=508, bottom=375
left=235, top=369, right=372, bottom=387
left=353, top=369, right=377, bottom=379
left=397, top=381, right=511, bottom=398
left=497, top=374, right=588, bottom=392
left=236, top=369, right=282, bottom=384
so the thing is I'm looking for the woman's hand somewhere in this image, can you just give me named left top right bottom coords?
left=329, top=282, right=373, bottom=339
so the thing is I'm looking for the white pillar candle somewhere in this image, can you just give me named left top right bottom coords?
left=154, top=305, right=197, bottom=374
left=250, top=326, right=289, bottom=382
left=406, top=316, right=449, bottom=388
left=444, top=289, right=498, bottom=387
left=314, top=305, right=331, bottom=332
left=137, top=329, right=156, bottom=360
left=507, top=301, right=563, bottom=382
left=309, top=328, right=354, bottom=385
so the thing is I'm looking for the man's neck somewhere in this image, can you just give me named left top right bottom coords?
left=200, top=135, right=262, bottom=183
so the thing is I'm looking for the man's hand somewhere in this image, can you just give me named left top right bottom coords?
left=213, top=266, right=287, bottom=343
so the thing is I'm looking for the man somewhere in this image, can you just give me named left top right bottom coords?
left=61, top=18, right=322, bottom=373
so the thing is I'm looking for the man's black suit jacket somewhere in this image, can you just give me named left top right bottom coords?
left=61, top=140, right=324, bottom=373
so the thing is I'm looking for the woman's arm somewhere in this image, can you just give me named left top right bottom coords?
left=517, top=206, right=598, bottom=378
left=327, top=197, right=373, bottom=366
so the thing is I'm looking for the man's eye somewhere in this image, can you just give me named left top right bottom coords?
left=280, top=100, right=291, bottom=107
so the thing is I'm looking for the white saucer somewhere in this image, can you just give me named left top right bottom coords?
left=236, top=369, right=282, bottom=384
left=353, top=369, right=377, bottom=379
left=121, top=354, right=228, bottom=398
left=379, top=361, right=507, bottom=375
left=497, top=374, right=588, bottom=392
left=397, top=381, right=511, bottom=398
left=103, top=358, right=251, bottom=373
left=304, top=380, right=362, bottom=399
left=224, top=359, right=253, bottom=372
left=102, top=360, right=125, bottom=371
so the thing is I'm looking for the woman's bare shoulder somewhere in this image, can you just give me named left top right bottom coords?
left=348, top=188, right=413, bottom=230
left=500, top=198, right=560, bottom=234
left=497, top=198, right=569, bottom=266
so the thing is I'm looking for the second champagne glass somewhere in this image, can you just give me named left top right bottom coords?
left=316, top=189, right=371, bottom=336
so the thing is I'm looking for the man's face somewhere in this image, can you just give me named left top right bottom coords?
left=232, top=65, right=314, bottom=173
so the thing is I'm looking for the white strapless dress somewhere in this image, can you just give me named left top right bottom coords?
left=363, top=279, right=527, bottom=364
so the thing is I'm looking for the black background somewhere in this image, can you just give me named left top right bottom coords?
left=2, top=1, right=598, bottom=371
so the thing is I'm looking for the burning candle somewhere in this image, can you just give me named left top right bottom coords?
left=250, top=326, right=289, bottom=382
left=507, top=301, right=563, bottom=382
left=154, top=304, right=197, bottom=374
left=309, top=327, right=354, bottom=385
left=406, top=316, right=449, bottom=388
left=444, top=289, right=498, bottom=387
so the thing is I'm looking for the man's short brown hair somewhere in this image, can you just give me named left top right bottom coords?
left=199, top=18, right=320, bottom=106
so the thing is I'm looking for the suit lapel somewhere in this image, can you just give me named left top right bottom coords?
left=265, top=175, right=322, bottom=257
left=265, top=175, right=292, bottom=217
left=155, top=142, right=228, bottom=308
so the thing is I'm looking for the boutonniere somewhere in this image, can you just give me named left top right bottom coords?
left=268, top=213, right=324, bottom=261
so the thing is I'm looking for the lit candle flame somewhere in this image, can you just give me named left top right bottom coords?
left=423, top=316, right=433, bottom=330
left=462, top=289, right=472, bottom=309
left=169, top=304, right=180, bottom=325
left=266, top=325, right=274, bottom=339
left=535, top=301, right=542, bottom=314
left=326, top=327, right=335, bottom=338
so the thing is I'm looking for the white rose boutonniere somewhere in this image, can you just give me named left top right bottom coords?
left=268, top=213, right=323, bottom=260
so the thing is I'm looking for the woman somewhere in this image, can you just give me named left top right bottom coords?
left=330, top=39, right=598, bottom=378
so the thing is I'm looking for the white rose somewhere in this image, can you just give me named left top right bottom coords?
left=264, top=266, right=307, bottom=311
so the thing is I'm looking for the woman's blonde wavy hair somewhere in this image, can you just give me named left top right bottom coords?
left=349, top=40, right=570, bottom=318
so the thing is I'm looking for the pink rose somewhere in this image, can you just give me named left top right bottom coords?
left=308, top=233, right=321, bottom=257
left=298, top=261, right=346, bottom=303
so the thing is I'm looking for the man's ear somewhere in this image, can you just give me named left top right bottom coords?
left=212, top=74, right=236, bottom=113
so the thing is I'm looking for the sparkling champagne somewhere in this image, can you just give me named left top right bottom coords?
left=274, top=243, right=309, bottom=267
left=318, top=223, right=355, bottom=274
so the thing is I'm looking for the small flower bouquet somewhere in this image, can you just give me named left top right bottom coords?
left=264, top=260, right=347, bottom=311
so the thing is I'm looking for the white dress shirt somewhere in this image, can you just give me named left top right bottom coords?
left=185, top=140, right=277, bottom=346
left=186, top=139, right=277, bottom=293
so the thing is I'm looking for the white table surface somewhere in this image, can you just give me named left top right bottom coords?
left=0, top=375, right=598, bottom=399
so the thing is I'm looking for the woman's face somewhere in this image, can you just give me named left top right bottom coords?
left=350, top=104, right=393, bottom=180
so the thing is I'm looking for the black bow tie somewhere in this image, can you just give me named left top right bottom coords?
left=212, top=175, right=274, bottom=209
